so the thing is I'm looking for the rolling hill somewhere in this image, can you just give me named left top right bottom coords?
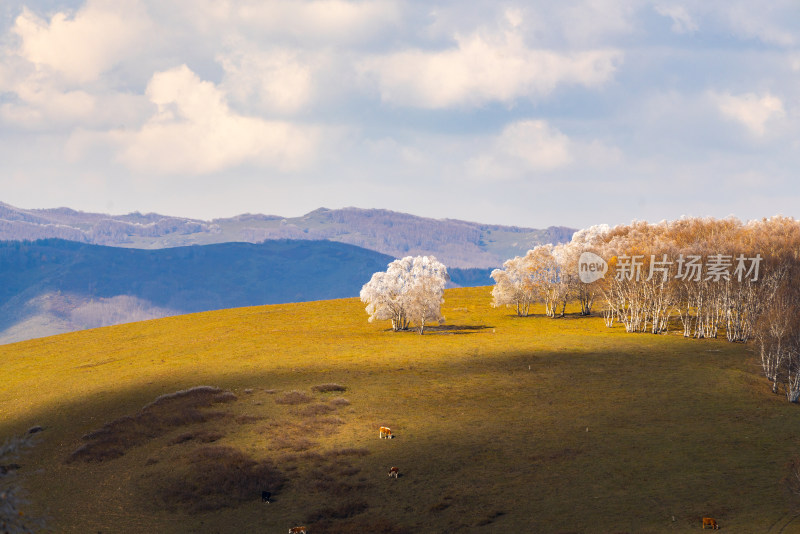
left=0, top=239, right=493, bottom=344
left=0, top=202, right=574, bottom=268
left=1, top=288, right=799, bottom=532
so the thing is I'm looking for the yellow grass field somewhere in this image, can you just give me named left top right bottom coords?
left=2, top=286, right=800, bottom=533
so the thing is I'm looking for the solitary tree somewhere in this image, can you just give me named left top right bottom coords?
left=360, top=255, right=449, bottom=334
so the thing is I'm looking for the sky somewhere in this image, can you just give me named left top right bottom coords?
left=0, top=0, right=798, bottom=229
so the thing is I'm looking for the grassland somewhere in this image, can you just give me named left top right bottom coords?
left=2, top=286, right=800, bottom=533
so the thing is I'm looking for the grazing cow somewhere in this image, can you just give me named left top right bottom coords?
left=261, top=491, right=271, bottom=503
left=702, top=517, right=719, bottom=529
left=379, top=426, right=393, bottom=439
left=388, top=466, right=399, bottom=478
left=289, top=527, right=307, bottom=534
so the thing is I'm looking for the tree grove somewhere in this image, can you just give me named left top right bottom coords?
left=494, top=216, right=800, bottom=402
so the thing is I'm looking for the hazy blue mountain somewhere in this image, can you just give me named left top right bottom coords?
left=0, top=239, right=493, bottom=344
left=0, top=202, right=573, bottom=268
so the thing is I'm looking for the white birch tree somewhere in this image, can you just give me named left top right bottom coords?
left=491, top=245, right=562, bottom=317
left=360, top=255, right=449, bottom=334
left=404, top=256, right=449, bottom=334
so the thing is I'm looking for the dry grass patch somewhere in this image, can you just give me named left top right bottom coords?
left=297, top=403, right=336, bottom=417
left=276, top=446, right=372, bottom=501
left=306, top=500, right=369, bottom=523
left=306, top=467, right=367, bottom=494
left=149, top=445, right=286, bottom=512
left=311, top=383, right=348, bottom=393
left=311, top=517, right=412, bottom=534
left=308, top=415, right=345, bottom=427
left=329, top=397, right=350, bottom=407
left=325, top=447, right=370, bottom=458
left=169, top=429, right=224, bottom=445
left=273, top=436, right=317, bottom=452
left=275, top=390, right=314, bottom=405
left=67, top=386, right=235, bottom=462
left=234, top=414, right=263, bottom=424
left=304, top=500, right=411, bottom=534
left=476, top=509, right=506, bottom=526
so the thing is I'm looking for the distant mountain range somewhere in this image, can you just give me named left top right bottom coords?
left=0, top=202, right=573, bottom=269
left=0, top=202, right=575, bottom=344
left=0, top=239, right=494, bottom=344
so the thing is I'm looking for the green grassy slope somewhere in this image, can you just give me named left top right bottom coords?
left=1, top=287, right=799, bottom=533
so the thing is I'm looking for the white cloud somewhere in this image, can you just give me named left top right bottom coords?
left=497, top=120, right=572, bottom=170
left=655, top=4, right=698, bottom=33
left=713, top=91, right=786, bottom=137
left=0, top=53, right=151, bottom=131
left=722, top=2, right=795, bottom=47
left=234, top=0, right=401, bottom=44
left=0, top=84, right=94, bottom=128
left=464, top=119, right=625, bottom=182
left=557, top=0, right=637, bottom=46
left=113, top=65, right=319, bottom=175
left=468, top=120, right=572, bottom=180
left=359, top=27, right=621, bottom=108
left=0, top=2, right=153, bottom=131
left=218, top=46, right=316, bottom=115
left=11, top=0, right=151, bottom=83
left=0, top=67, right=152, bottom=131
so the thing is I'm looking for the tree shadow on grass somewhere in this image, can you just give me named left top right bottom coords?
left=385, top=325, right=494, bottom=335
left=503, top=312, right=594, bottom=320
left=424, top=325, right=494, bottom=334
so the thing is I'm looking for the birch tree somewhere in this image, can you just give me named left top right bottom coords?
left=404, top=256, right=449, bottom=334
left=526, top=215, right=800, bottom=401
left=556, top=225, right=610, bottom=316
left=753, top=261, right=800, bottom=400
left=360, top=269, right=409, bottom=331
left=491, top=245, right=561, bottom=317
left=360, top=255, right=449, bottom=334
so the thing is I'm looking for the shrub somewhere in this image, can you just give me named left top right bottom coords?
left=274, top=391, right=313, bottom=405
left=311, top=383, right=347, bottom=393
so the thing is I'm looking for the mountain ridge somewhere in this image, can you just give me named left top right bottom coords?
left=0, top=202, right=574, bottom=268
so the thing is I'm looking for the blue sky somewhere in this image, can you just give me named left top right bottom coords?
left=0, top=0, right=798, bottom=228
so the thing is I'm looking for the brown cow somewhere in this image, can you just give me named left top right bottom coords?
left=702, top=517, right=719, bottom=529
left=289, top=527, right=307, bottom=534
left=379, top=426, right=393, bottom=439
left=389, top=466, right=399, bottom=478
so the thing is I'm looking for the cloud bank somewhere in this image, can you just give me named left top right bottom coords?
left=0, top=0, right=798, bottom=228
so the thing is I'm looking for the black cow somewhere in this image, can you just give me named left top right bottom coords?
left=261, top=491, right=271, bottom=503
